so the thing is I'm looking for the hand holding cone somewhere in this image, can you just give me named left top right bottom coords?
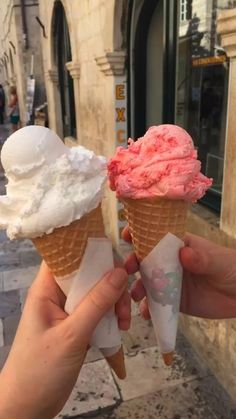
left=0, top=126, right=127, bottom=378
left=123, top=197, right=187, bottom=366
left=33, top=205, right=126, bottom=379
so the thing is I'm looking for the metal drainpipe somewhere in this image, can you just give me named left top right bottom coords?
left=20, top=0, right=29, bottom=49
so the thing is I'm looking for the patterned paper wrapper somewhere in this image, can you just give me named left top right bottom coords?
left=64, top=238, right=121, bottom=356
left=140, top=233, right=184, bottom=365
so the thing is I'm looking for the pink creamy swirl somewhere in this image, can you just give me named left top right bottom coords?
left=108, top=125, right=212, bottom=202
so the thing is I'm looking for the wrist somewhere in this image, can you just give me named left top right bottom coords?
left=0, top=400, right=51, bottom=419
left=0, top=372, right=51, bottom=419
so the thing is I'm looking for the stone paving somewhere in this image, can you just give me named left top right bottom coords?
left=0, top=124, right=236, bottom=418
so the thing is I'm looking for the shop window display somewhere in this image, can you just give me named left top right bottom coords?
left=176, top=0, right=233, bottom=212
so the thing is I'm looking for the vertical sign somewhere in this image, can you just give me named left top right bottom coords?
left=115, top=77, right=128, bottom=240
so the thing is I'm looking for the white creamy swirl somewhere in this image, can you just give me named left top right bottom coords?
left=0, top=126, right=106, bottom=239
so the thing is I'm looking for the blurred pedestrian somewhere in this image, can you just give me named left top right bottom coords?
left=8, top=86, right=20, bottom=132
left=0, top=84, right=5, bottom=124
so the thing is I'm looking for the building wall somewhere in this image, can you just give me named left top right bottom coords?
left=0, top=1, right=20, bottom=108
left=38, top=0, right=127, bottom=243
left=0, top=0, right=46, bottom=125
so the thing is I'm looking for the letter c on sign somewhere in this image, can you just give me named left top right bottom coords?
left=117, top=129, right=125, bottom=143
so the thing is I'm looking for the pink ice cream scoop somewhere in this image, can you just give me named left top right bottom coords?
left=108, top=124, right=212, bottom=202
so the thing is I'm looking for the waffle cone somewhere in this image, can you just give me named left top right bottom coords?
left=32, top=204, right=126, bottom=378
left=32, top=205, right=104, bottom=278
left=105, top=346, right=126, bottom=379
left=123, top=197, right=188, bottom=366
left=122, top=197, right=188, bottom=261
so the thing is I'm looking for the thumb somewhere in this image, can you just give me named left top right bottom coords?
left=180, top=246, right=222, bottom=276
left=62, top=268, right=128, bottom=344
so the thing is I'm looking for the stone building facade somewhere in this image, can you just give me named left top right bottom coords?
left=0, top=0, right=46, bottom=125
left=37, top=0, right=128, bottom=246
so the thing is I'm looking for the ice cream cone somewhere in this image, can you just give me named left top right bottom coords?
left=32, top=204, right=126, bottom=379
left=122, top=197, right=188, bottom=365
left=32, top=205, right=105, bottom=278
left=105, top=346, right=126, bottom=379
left=122, top=197, right=188, bottom=262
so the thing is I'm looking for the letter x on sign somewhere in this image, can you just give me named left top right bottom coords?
left=116, top=108, right=125, bottom=122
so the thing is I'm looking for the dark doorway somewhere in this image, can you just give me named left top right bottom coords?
left=128, top=0, right=178, bottom=139
left=53, top=1, right=76, bottom=138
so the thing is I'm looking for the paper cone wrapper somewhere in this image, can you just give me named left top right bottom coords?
left=32, top=206, right=126, bottom=379
left=123, top=197, right=188, bottom=365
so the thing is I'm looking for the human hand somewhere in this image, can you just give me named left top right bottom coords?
left=0, top=262, right=129, bottom=419
left=123, top=227, right=236, bottom=320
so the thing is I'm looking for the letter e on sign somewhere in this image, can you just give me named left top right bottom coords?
left=116, top=84, right=125, bottom=100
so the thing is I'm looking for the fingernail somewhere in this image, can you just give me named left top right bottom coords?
left=109, top=269, right=128, bottom=289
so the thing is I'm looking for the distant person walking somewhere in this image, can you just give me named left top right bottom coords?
left=0, top=84, right=5, bottom=124
left=8, top=86, right=20, bottom=132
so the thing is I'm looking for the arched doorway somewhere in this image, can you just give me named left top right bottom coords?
left=128, top=0, right=178, bottom=139
left=52, top=1, right=76, bottom=138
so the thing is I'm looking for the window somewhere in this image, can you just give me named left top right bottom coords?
left=180, top=0, right=188, bottom=22
left=176, top=0, right=231, bottom=212
left=52, top=1, right=76, bottom=138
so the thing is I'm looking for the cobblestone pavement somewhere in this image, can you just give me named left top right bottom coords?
left=0, top=124, right=235, bottom=418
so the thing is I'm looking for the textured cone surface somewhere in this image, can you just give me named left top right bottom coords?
left=32, top=205, right=104, bottom=277
left=105, top=346, right=126, bottom=379
left=123, top=198, right=188, bottom=261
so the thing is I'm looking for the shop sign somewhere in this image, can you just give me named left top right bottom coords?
left=192, top=55, right=226, bottom=67
left=115, top=78, right=127, bottom=240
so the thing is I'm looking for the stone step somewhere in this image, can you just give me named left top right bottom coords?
left=0, top=231, right=40, bottom=271
left=0, top=250, right=41, bottom=272
left=0, top=233, right=35, bottom=252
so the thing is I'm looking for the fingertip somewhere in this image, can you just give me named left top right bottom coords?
left=180, top=246, right=203, bottom=274
left=124, top=252, right=139, bottom=274
left=140, top=299, right=151, bottom=320
left=119, top=318, right=131, bottom=331
left=180, top=246, right=195, bottom=267
left=130, top=277, right=146, bottom=302
left=121, top=225, right=132, bottom=243
left=115, top=289, right=131, bottom=320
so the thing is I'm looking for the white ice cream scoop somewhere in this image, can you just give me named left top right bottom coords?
left=0, top=126, right=107, bottom=239
left=1, top=125, right=68, bottom=175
